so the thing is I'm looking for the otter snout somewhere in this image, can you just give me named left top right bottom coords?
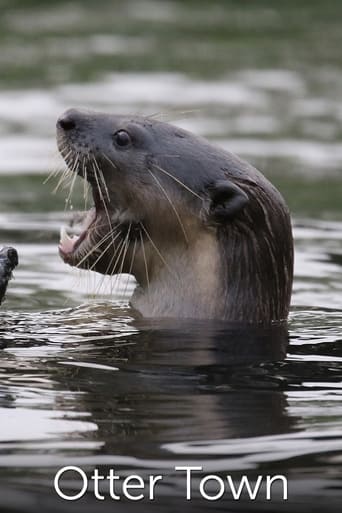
left=57, top=108, right=97, bottom=133
left=56, top=109, right=98, bottom=161
left=56, top=108, right=87, bottom=132
left=57, top=110, right=77, bottom=131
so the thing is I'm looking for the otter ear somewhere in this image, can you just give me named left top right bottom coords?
left=206, top=180, right=249, bottom=224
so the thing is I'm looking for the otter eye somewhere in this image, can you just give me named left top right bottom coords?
left=113, top=130, right=131, bottom=147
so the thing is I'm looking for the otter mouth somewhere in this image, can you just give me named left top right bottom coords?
left=57, top=148, right=141, bottom=273
left=59, top=207, right=97, bottom=262
left=58, top=194, right=142, bottom=274
left=56, top=121, right=121, bottom=270
left=56, top=111, right=144, bottom=275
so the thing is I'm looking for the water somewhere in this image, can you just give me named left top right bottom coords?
left=0, top=1, right=342, bottom=511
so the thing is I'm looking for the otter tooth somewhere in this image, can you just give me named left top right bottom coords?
left=60, top=226, right=71, bottom=244
left=59, top=226, right=79, bottom=253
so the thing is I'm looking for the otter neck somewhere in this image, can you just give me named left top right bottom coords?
left=129, top=220, right=292, bottom=323
left=130, top=231, right=224, bottom=320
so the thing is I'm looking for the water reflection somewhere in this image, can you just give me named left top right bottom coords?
left=1, top=308, right=291, bottom=447
left=1, top=305, right=342, bottom=511
left=0, top=310, right=292, bottom=507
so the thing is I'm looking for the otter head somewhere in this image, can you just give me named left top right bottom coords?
left=56, top=109, right=293, bottom=323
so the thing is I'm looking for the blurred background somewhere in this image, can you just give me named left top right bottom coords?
left=0, top=0, right=341, bottom=310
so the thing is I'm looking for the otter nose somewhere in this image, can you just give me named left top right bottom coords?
left=57, top=111, right=77, bottom=131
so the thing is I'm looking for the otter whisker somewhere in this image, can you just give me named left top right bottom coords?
left=148, top=168, right=189, bottom=244
left=98, top=154, right=122, bottom=253
left=65, top=157, right=80, bottom=208
left=146, top=109, right=200, bottom=122
left=101, top=152, right=119, bottom=172
left=71, top=221, right=120, bottom=268
left=92, top=160, right=116, bottom=248
left=91, top=158, right=118, bottom=261
left=139, top=229, right=149, bottom=289
left=93, top=222, right=136, bottom=296
left=101, top=234, right=126, bottom=279
left=44, top=150, right=68, bottom=184
left=99, top=169, right=111, bottom=204
left=94, top=155, right=111, bottom=203
left=90, top=232, right=123, bottom=280
left=153, top=163, right=202, bottom=200
left=50, top=148, right=74, bottom=192
left=92, top=159, right=108, bottom=208
left=56, top=147, right=73, bottom=172
left=140, top=222, right=176, bottom=278
left=44, top=166, right=65, bottom=186
left=118, top=222, right=131, bottom=275
left=112, top=222, right=132, bottom=292
left=93, top=233, right=126, bottom=296
left=52, top=142, right=68, bottom=164
left=52, top=164, right=73, bottom=195
left=146, top=111, right=163, bottom=120
left=76, top=226, right=122, bottom=270
left=83, top=154, right=92, bottom=210
left=123, top=235, right=137, bottom=297
left=83, top=177, right=90, bottom=211
left=81, top=155, right=88, bottom=207
left=59, top=143, right=71, bottom=160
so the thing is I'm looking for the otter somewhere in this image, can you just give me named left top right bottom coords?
left=0, top=247, right=18, bottom=305
left=56, top=109, right=293, bottom=323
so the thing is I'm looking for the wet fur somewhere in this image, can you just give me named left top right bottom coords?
left=56, top=110, right=293, bottom=323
